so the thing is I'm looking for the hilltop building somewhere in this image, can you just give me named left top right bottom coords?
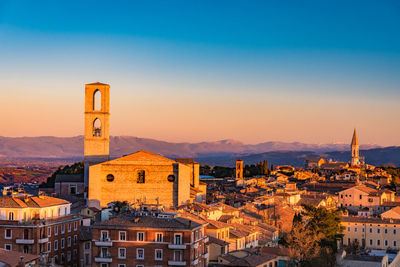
left=85, top=83, right=206, bottom=208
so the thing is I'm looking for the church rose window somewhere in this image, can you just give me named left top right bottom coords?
left=167, top=175, right=175, bottom=182
left=137, top=170, right=145, bottom=183
left=107, top=174, right=114, bottom=182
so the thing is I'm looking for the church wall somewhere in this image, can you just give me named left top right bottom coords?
left=89, top=162, right=182, bottom=208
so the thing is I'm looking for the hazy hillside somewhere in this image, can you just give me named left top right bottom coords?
left=196, top=147, right=400, bottom=167
left=0, top=136, right=380, bottom=159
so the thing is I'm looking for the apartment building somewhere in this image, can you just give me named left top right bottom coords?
left=0, top=195, right=81, bottom=266
left=91, top=212, right=209, bottom=267
left=342, top=216, right=400, bottom=250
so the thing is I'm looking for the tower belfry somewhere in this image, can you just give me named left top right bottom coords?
left=350, top=128, right=360, bottom=166
left=84, top=82, right=110, bottom=187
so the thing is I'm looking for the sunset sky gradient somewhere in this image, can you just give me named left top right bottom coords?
left=0, top=1, right=399, bottom=146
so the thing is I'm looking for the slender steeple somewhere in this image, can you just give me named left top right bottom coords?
left=351, top=128, right=359, bottom=146
left=350, top=128, right=360, bottom=166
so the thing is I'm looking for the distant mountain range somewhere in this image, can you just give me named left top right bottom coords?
left=0, top=136, right=398, bottom=167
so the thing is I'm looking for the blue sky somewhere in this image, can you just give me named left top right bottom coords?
left=0, top=1, right=399, bottom=145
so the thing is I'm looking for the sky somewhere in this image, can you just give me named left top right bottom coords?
left=0, top=0, right=399, bottom=146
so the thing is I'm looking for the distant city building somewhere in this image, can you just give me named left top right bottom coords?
left=235, top=160, right=243, bottom=180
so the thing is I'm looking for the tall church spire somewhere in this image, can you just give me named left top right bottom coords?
left=351, top=128, right=359, bottom=146
left=350, top=128, right=360, bottom=166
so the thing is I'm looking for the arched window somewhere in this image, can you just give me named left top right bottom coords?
left=93, top=89, right=102, bottom=111
left=8, top=212, right=14, bottom=221
left=93, top=118, right=102, bottom=137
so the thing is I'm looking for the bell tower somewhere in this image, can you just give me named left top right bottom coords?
left=350, top=128, right=360, bottom=166
left=235, top=159, right=243, bottom=180
left=84, top=82, right=110, bottom=187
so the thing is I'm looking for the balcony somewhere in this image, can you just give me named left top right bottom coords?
left=192, top=258, right=199, bottom=265
left=94, top=238, right=112, bottom=247
left=38, top=237, right=49, bottom=244
left=95, top=253, right=112, bottom=263
left=192, top=242, right=199, bottom=249
left=203, top=252, right=209, bottom=259
left=168, top=244, right=187, bottom=249
left=168, top=260, right=186, bottom=266
left=16, top=239, right=34, bottom=244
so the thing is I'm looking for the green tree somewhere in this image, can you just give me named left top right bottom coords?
left=40, top=162, right=84, bottom=188
left=301, top=204, right=344, bottom=252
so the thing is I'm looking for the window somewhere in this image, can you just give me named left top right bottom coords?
left=174, top=233, right=182, bottom=245
left=5, top=229, right=12, bottom=239
left=4, top=244, right=11, bottom=251
left=85, top=254, right=90, bottom=265
left=107, top=174, right=114, bottom=182
left=70, top=185, right=77, bottom=195
left=74, top=221, right=78, bottom=231
left=394, top=241, right=397, bottom=247
left=85, top=242, right=91, bottom=250
left=61, top=253, right=65, bottom=264
left=137, top=248, right=144, bottom=259
left=355, top=227, right=357, bottom=232
left=48, top=227, right=51, bottom=237
left=385, top=228, right=388, bottom=234
left=68, top=223, right=71, bottom=232
left=137, top=232, right=144, bottom=241
left=67, top=236, right=71, bottom=247
left=118, top=265, right=126, bottom=267
left=93, top=89, right=102, bottom=111
left=8, top=212, right=14, bottom=221
left=47, top=242, right=51, bottom=252
left=137, top=170, right=145, bottom=183
left=369, top=239, right=373, bottom=245
left=101, top=247, right=109, bottom=258
left=61, top=238, right=65, bottom=249
left=156, top=233, right=163, bottom=242
left=174, top=250, right=183, bottom=261
left=74, top=235, right=77, bottom=245
left=101, top=231, right=109, bottom=240
left=119, top=231, right=126, bottom=241
left=93, top=118, right=102, bottom=137
left=377, top=240, right=381, bottom=246
left=385, top=240, right=388, bottom=246
left=359, top=195, right=362, bottom=199
left=55, top=225, right=58, bottom=235
left=155, top=249, right=163, bottom=260
left=61, top=224, right=65, bottom=234
left=369, top=228, right=372, bottom=233
left=395, top=229, right=397, bottom=235
left=377, top=228, right=380, bottom=234
left=119, top=248, right=126, bottom=259
left=67, top=251, right=71, bottom=262
left=136, top=265, right=144, bottom=267
left=54, top=240, right=58, bottom=250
